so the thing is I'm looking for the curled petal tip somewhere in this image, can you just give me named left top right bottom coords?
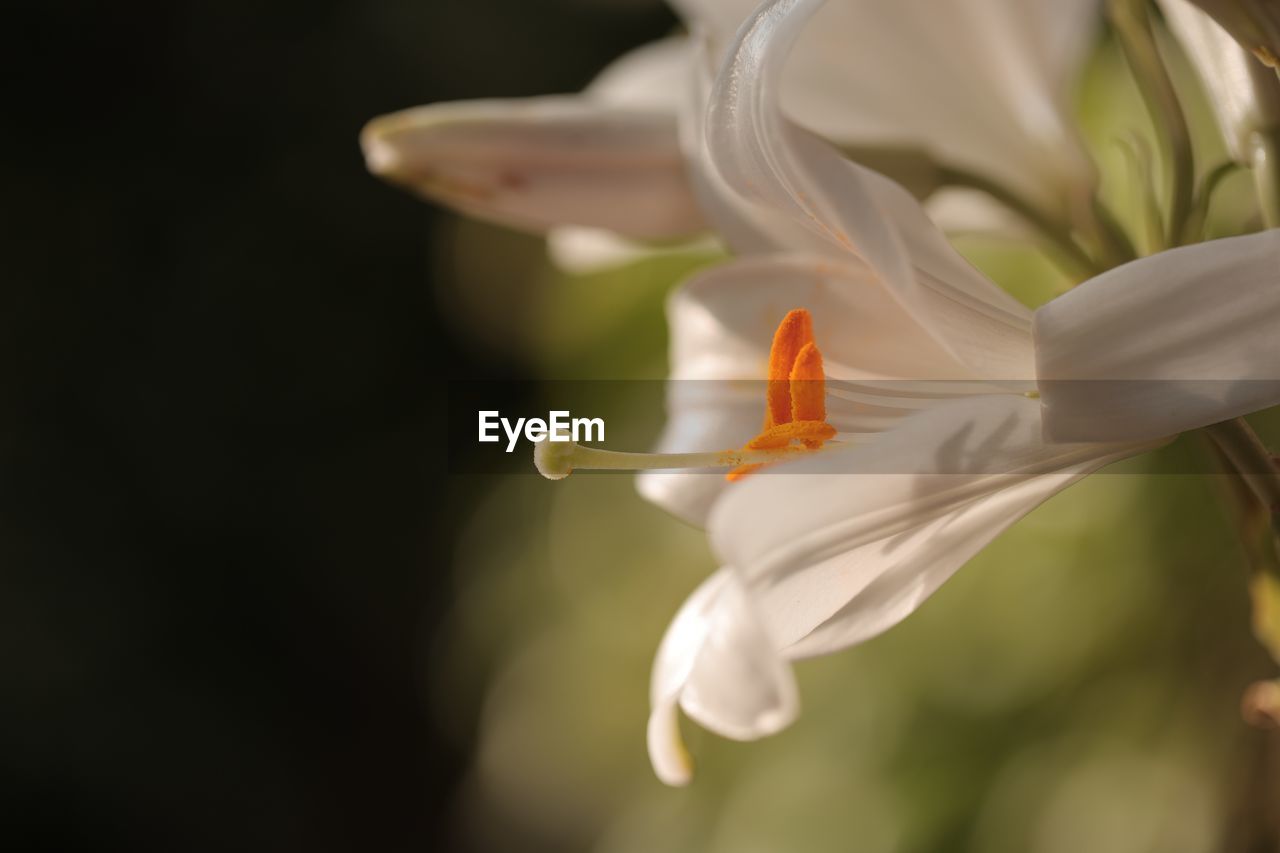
left=647, top=704, right=694, bottom=786
left=359, top=124, right=401, bottom=176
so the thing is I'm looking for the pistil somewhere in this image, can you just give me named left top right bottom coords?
left=534, top=439, right=837, bottom=481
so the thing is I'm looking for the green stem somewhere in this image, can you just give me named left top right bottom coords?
left=1087, top=196, right=1141, bottom=266
left=1109, top=0, right=1196, bottom=246
left=935, top=165, right=1102, bottom=280
left=1207, top=438, right=1280, bottom=578
left=1113, top=135, right=1168, bottom=253
left=1184, top=160, right=1245, bottom=243
left=1205, top=418, right=1280, bottom=566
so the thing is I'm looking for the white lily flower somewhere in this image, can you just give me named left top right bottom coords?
left=530, top=0, right=1280, bottom=784
left=364, top=0, right=1107, bottom=271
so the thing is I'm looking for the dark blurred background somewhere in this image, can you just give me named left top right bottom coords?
left=1, top=1, right=675, bottom=850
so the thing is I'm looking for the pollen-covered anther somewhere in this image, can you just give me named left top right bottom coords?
left=790, top=338, right=824, bottom=404
left=765, top=309, right=815, bottom=429
left=727, top=308, right=836, bottom=481
left=746, top=421, right=837, bottom=448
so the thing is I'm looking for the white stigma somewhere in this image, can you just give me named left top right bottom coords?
left=533, top=439, right=576, bottom=480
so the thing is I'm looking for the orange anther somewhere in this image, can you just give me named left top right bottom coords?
left=726, top=309, right=835, bottom=481
left=744, top=431, right=791, bottom=451
left=750, top=420, right=837, bottom=446
left=764, top=309, right=814, bottom=429
left=789, top=342, right=825, bottom=427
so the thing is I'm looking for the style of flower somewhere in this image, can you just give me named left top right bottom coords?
left=537, top=0, right=1280, bottom=784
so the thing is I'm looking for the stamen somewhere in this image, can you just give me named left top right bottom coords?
left=725, top=422, right=837, bottom=481
left=533, top=439, right=828, bottom=481
left=727, top=308, right=835, bottom=480
left=789, top=342, right=826, bottom=447
left=532, top=307, right=840, bottom=485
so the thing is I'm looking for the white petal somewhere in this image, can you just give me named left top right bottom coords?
left=585, top=36, right=691, bottom=113
left=637, top=393, right=760, bottom=527
left=360, top=97, right=705, bottom=238
left=648, top=569, right=728, bottom=786
left=650, top=571, right=731, bottom=709
left=667, top=254, right=981, bottom=381
left=1158, top=0, right=1280, bottom=162
left=545, top=227, right=656, bottom=274
left=545, top=226, right=720, bottom=275
left=677, top=33, right=815, bottom=257
left=646, top=699, right=694, bottom=787
left=705, top=0, right=1037, bottom=379
left=678, top=573, right=798, bottom=739
left=1035, top=231, right=1280, bottom=442
left=676, top=0, right=1097, bottom=215
left=708, top=394, right=1152, bottom=654
left=925, top=188, right=1034, bottom=239
left=777, top=463, right=1096, bottom=658
left=635, top=259, right=780, bottom=527
left=647, top=569, right=798, bottom=785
